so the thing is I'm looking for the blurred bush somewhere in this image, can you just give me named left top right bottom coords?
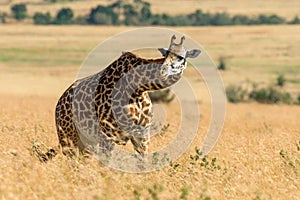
left=249, top=87, right=292, bottom=104
left=26, top=1, right=300, bottom=26
left=276, top=74, right=286, bottom=87
left=54, top=8, right=74, bottom=24
left=226, top=85, right=248, bottom=103
left=148, top=89, right=175, bottom=104
left=33, top=12, right=52, bottom=25
left=218, top=57, right=227, bottom=70
left=11, top=3, right=27, bottom=21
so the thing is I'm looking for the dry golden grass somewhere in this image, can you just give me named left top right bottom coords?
left=0, top=24, right=300, bottom=199
left=0, top=93, right=299, bottom=199
left=1, top=0, right=300, bottom=19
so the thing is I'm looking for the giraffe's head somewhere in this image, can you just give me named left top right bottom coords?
left=158, top=35, right=201, bottom=79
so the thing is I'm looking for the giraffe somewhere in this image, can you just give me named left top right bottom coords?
left=50, top=35, right=201, bottom=160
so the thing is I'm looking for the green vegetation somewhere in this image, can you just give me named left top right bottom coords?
left=132, top=184, right=193, bottom=200
left=179, top=186, right=190, bottom=200
left=279, top=145, right=300, bottom=174
left=11, top=3, right=27, bottom=21
left=226, top=85, right=294, bottom=104
left=123, top=1, right=152, bottom=25
left=199, top=190, right=212, bottom=200
left=276, top=74, right=286, bottom=87
left=0, top=47, right=85, bottom=67
left=87, top=5, right=118, bottom=25
left=189, top=147, right=221, bottom=171
left=8, top=0, right=300, bottom=26
left=0, top=11, right=7, bottom=23
left=147, top=184, right=164, bottom=200
left=33, top=8, right=74, bottom=25
left=54, top=8, right=74, bottom=24
left=289, top=16, right=300, bottom=24
left=148, top=89, right=175, bottom=104
left=218, top=57, right=227, bottom=70
left=226, top=85, right=248, bottom=103
left=133, top=189, right=141, bottom=200
left=226, top=75, right=299, bottom=105
left=250, top=87, right=292, bottom=104
left=33, top=12, right=51, bottom=25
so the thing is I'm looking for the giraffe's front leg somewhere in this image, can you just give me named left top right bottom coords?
left=131, top=129, right=150, bottom=158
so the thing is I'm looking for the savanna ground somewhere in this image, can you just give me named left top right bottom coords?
left=0, top=24, right=300, bottom=199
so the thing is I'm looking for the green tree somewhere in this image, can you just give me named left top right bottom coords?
left=168, top=15, right=191, bottom=26
left=226, top=85, right=247, bottom=103
left=268, top=14, right=285, bottom=24
left=276, top=74, right=286, bottom=87
left=289, top=16, right=300, bottom=24
left=73, top=15, right=88, bottom=25
left=232, top=15, right=251, bottom=25
left=11, top=3, right=27, bottom=21
left=218, top=57, right=227, bottom=70
left=0, top=12, right=7, bottom=23
left=123, top=4, right=139, bottom=25
left=150, top=13, right=172, bottom=25
left=54, top=8, right=73, bottom=24
left=150, top=14, right=164, bottom=25
left=123, top=1, right=152, bottom=25
left=88, top=5, right=118, bottom=25
left=249, top=87, right=292, bottom=104
left=188, top=9, right=211, bottom=26
left=33, top=12, right=51, bottom=25
left=140, top=2, right=152, bottom=21
left=254, top=14, right=285, bottom=24
left=211, top=12, right=232, bottom=26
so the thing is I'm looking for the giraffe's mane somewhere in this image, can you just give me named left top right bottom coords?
left=121, top=51, right=165, bottom=64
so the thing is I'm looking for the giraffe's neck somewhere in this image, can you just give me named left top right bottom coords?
left=109, top=52, right=181, bottom=97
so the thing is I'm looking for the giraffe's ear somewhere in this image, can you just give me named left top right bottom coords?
left=158, top=48, right=168, bottom=57
left=186, top=49, right=201, bottom=58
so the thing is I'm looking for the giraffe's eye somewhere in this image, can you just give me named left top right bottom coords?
left=178, top=56, right=184, bottom=61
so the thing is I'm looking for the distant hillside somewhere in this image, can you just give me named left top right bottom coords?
left=0, top=0, right=300, bottom=20
left=1, top=0, right=300, bottom=26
